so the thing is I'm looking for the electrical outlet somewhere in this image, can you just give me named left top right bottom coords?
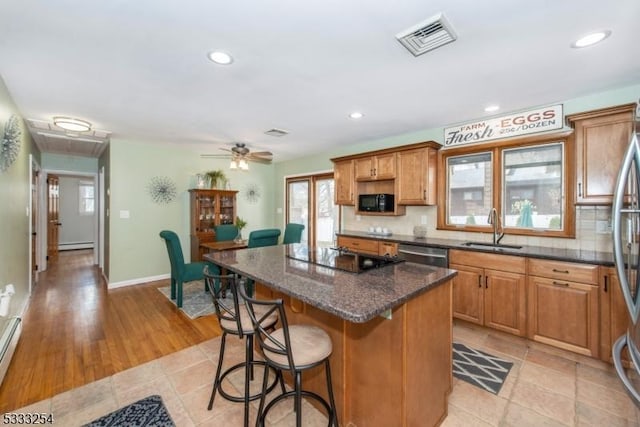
left=356, top=215, right=361, bottom=221
left=421, top=215, right=427, bottom=225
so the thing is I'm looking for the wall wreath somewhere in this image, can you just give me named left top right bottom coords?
left=244, top=183, right=261, bottom=204
left=1, top=115, right=22, bottom=172
left=148, top=176, right=177, bottom=204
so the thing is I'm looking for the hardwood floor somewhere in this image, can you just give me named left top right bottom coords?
left=0, top=250, right=221, bottom=413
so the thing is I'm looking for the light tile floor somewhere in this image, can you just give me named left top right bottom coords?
left=7, top=320, right=640, bottom=426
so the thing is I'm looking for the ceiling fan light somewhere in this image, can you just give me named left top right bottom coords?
left=229, top=159, right=238, bottom=169
left=239, top=159, right=249, bottom=170
left=53, top=116, right=92, bottom=132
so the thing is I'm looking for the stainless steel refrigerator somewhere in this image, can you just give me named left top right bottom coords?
left=612, top=102, right=640, bottom=407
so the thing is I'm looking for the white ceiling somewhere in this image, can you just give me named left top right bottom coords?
left=0, top=0, right=638, bottom=161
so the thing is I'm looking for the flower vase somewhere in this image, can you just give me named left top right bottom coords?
left=234, top=230, right=244, bottom=243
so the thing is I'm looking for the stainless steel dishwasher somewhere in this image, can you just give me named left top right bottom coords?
left=397, top=244, right=449, bottom=268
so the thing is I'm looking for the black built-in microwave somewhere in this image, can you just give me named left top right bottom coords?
left=358, top=194, right=394, bottom=212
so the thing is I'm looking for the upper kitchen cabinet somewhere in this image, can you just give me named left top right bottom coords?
left=397, top=146, right=438, bottom=205
left=568, top=103, right=636, bottom=205
left=334, top=159, right=355, bottom=205
left=354, top=153, right=396, bottom=181
left=331, top=141, right=442, bottom=211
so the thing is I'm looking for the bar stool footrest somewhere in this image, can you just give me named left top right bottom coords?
left=217, top=360, right=280, bottom=403
left=259, top=389, right=333, bottom=426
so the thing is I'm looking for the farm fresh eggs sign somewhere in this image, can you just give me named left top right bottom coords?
left=443, top=105, right=563, bottom=147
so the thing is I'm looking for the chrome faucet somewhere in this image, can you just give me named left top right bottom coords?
left=487, top=208, right=505, bottom=245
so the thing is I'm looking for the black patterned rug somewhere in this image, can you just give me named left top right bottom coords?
left=82, top=395, right=174, bottom=427
left=453, top=342, right=513, bottom=395
left=158, top=280, right=215, bottom=319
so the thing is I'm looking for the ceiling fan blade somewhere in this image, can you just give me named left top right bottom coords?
left=249, top=151, right=273, bottom=158
left=247, top=157, right=272, bottom=164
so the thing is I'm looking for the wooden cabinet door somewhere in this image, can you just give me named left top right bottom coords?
left=378, top=242, right=398, bottom=257
left=336, top=236, right=379, bottom=255
left=601, top=270, right=631, bottom=363
left=450, top=263, right=484, bottom=325
left=397, top=147, right=437, bottom=205
left=570, top=104, right=634, bottom=204
left=374, top=153, right=396, bottom=179
left=527, top=276, right=599, bottom=357
left=355, top=154, right=396, bottom=181
left=355, top=157, right=375, bottom=181
left=334, top=160, right=355, bottom=205
left=484, top=270, right=526, bottom=336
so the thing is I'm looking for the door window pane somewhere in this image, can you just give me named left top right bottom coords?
left=503, top=143, right=563, bottom=230
left=288, top=181, right=309, bottom=244
left=79, top=181, right=95, bottom=215
left=447, top=153, right=492, bottom=225
left=315, top=178, right=338, bottom=248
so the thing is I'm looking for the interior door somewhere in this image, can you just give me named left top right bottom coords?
left=47, top=174, right=60, bottom=261
left=31, top=169, right=38, bottom=284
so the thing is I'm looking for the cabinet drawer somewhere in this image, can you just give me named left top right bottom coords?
left=379, top=242, right=398, bottom=257
left=449, top=249, right=525, bottom=274
left=528, top=259, right=598, bottom=285
left=337, top=236, right=379, bottom=255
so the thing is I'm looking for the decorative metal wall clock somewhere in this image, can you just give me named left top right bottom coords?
left=1, top=115, right=22, bottom=172
left=148, top=176, right=177, bottom=204
left=244, top=183, right=261, bottom=204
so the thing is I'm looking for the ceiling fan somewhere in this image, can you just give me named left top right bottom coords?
left=201, top=143, right=273, bottom=167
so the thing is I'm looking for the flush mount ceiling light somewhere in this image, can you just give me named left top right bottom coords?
left=484, top=105, right=500, bottom=113
left=53, top=116, right=92, bottom=132
left=349, top=112, right=364, bottom=119
left=571, top=30, right=611, bottom=48
left=208, top=51, right=234, bottom=65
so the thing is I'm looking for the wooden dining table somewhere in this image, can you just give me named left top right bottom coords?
left=200, top=240, right=248, bottom=252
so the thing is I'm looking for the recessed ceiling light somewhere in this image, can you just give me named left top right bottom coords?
left=349, top=112, right=364, bottom=119
left=208, top=51, right=234, bottom=65
left=484, top=105, right=500, bottom=113
left=571, top=30, right=611, bottom=48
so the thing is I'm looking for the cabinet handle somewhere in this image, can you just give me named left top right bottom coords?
left=485, top=276, right=488, bottom=288
left=478, top=275, right=482, bottom=288
left=552, top=269, right=570, bottom=274
left=578, top=183, right=582, bottom=197
left=370, top=168, right=374, bottom=176
left=552, top=281, right=570, bottom=287
left=352, top=242, right=359, bottom=246
left=604, top=275, right=608, bottom=293
left=373, top=168, right=377, bottom=176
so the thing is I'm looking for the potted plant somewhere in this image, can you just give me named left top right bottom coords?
left=206, top=170, right=227, bottom=189
left=234, top=216, right=247, bottom=243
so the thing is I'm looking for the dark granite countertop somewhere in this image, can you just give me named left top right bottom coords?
left=203, top=245, right=457, bottom=323
left=337, top=230, right=615, bottom=266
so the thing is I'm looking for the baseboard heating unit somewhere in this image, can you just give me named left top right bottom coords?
left=0, top=317, right=21, bottom=384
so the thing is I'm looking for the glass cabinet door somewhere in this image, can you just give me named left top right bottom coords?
left=196, top=193, right=216, bottom=232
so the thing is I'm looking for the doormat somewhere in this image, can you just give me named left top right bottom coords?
left=453, top=342, right=513, bottom=395
left=157, top=280, right=215, bottom=319
left=82, top=395, right=175, bottom=427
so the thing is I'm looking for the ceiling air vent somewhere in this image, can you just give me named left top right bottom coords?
left=396, top=13, right=457, bottom=57
left=264, top=128, right=289, bottom=137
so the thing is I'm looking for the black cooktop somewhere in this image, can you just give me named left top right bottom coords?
left=285, top=244, right=403, bottom=273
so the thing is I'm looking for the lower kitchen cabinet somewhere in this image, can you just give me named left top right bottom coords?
left=527, top=259, right=599, bottom=358
left=450, top=250, right=527, bottom=336
left=600, top=267, right=630, bottom=363
left=336, top=235, right=379, bottom=255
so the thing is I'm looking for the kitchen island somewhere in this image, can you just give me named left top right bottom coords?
left=204, top=245, right=457, bottom=427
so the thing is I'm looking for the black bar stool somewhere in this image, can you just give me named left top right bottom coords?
left=203, top=267, right=284, bottom=427
left=237, top=284, right=339, bottom=427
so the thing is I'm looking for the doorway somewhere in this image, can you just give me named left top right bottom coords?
left=286, top=172, right=338, bottom=248
left=40, top=170, right=100, bottom=271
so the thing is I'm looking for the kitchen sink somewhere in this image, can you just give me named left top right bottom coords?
left=461, top=241, right=523, bottom=250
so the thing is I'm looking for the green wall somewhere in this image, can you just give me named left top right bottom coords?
left=0, top=74, right=38, bottom=325
left=273, top=83, right=640, bottom=231
left=108, top=139, right=275, bottom=285
left=41, top=153, right=98, bottom=173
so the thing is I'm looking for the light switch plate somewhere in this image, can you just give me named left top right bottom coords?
left=119, top=210, right=130, bottom=219
left=596, top=219, right=611, bottom=234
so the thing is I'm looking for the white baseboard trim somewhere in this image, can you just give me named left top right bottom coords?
left=107, top=273, right=171, bottom=289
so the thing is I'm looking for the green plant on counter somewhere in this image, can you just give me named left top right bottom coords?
left=206, top=170, right=227, bottom=188
left=465, top=214, right=476, bottom=225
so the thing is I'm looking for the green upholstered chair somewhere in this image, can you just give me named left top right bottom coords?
left=215, top=224, right=239, bottom=242
left=159, top=230, right=220, bottom=308
left=282, top=223, right=305, bottom=244
left=247, top=229, right=281, bottom=248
